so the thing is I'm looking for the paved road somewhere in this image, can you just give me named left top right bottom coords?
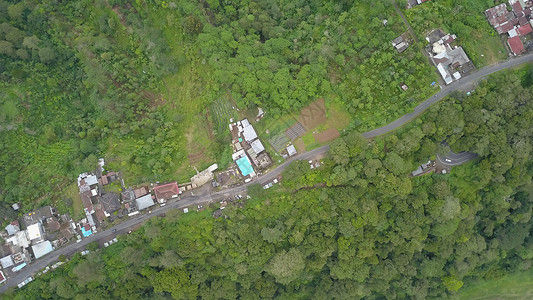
left=2, top=53, right=533, bottom=294
left=437, top=151, right=478, bottom=166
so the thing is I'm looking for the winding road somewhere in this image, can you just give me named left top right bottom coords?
left=437, top=151, right=478, bottom=166
left=2, top=53, right=533, bottom=294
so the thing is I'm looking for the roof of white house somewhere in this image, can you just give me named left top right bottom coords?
left=27, top=223, right=42, bottom=241
left=32, top=241, right=54, bottom=259
left=135, top=194, right=155, bottom=211
left=243, top=125, right=258, bottom=142
left=250, top=139, right=265, bottom=154
left=287, top=145, right=297, bottom=156
left=5, top=223, right=19, bottom=236
left=0, top=256, right=14, bottom=269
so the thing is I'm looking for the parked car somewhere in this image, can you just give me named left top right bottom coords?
left=445, top=159, right=451, bottom=163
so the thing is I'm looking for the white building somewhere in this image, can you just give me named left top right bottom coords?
left=27, top=223, right=43, bottom=242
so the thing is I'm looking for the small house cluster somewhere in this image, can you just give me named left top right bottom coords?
left=426, top=29, right=474, bottom=85
left=485, top=0, right=533, bottom=55
left=391, top=32, right=412, bottom=53
left=410, top=160, right=436, bottom=177
left=229, top=119, right=272, bottom=181
left=0, top=204, right=80, bottom=282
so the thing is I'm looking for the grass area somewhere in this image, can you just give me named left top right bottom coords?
left=325, top=98, right=351, bottom=131
left=60, top=182, right=85, bottom=220
left=457, top=270, right=533, bottom=300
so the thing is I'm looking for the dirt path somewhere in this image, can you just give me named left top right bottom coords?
left=391, top=0, right=419, bottom=43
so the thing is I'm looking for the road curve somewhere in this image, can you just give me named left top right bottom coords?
left=2, top=53, right=533, bottom=294
left=437, top=151, right=478, bottom=166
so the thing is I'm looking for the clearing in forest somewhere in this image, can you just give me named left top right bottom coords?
left=458, top=269, right=533, bottom=300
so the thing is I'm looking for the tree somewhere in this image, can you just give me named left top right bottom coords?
left=151, top=267, right=197, bottom=299
left=38, top=47, right=56, bottom=63
left=265, top=248, right=305, bottom=284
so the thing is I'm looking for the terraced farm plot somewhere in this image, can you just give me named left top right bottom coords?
left=210, top=94, right=235, bottom=138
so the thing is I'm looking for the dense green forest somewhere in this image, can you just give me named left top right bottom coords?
left=5, top=69, right=532, bottom=299
left=0, top=0, right=442, bottom=216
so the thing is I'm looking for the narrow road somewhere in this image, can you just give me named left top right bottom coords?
left=391, top=0, right=419, bottom=43
left=2, top=53, right=533, bottom=294
left=437, top=151, right=478, bottom=166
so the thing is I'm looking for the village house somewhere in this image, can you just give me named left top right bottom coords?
left=135, top=194, right=155, bottom=211
left=426, top=29, right=474, bottom=84
left=391, top=32, right=411, bottom=53
left=153, top=182, right=180, bottom=203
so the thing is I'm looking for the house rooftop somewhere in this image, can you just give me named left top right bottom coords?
left=80, top=191, right=94, bottom=212
left=23, top=205, right=53, bottom=226
left=27, top=223, right=43, bottom=241
left=287, top=145, right=297, bottom=156
left=250, top=139, right=265, bottom=154
left=121, top=188, right=135, bottom=202
left=136, top=194, right=155, bottom=211
left=242, top=124, right=258, bottom=142
left=153, top=182, right=179, bottom=201
left=236, top=156, right=254, bottom=176
left=32, top=241, right=53, bottom=259
left=518, top=23, right=532, bottom=36
left=0, top=255, right=14, bottom=269
left=133, top=187, right=148, bottom=199
left=5, top=221, right=20, bottom=236
left=508, top=36, right=525, bottom=55
left=100, top=192, right=121, bottom=213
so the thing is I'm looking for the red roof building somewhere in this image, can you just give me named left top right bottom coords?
left=153, top=182, right=179, bottom=202
left=508, top=36, right=525, bottom=55
left=0, top=270, right=5, bottom=283
left=518, top=23, right=533, bottom=36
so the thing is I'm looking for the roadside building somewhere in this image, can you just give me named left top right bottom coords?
left=135, top=194, right=155, bottom=211
left=100, top=192, right=121, bottom=216
left=0, top=270, right=5, bottom=284
left=31, top=241, right=54, bottom=259
left=236, top=156, right=255, bottom=177
left=191, top=164, right=218, bottom=187
left=153, top=182, right=179, bottom=203
left=508, top=35, right=525, bottom=55
left=287, top=145, right=297, bottom=156
left=0, top=255, right=14, bottom=269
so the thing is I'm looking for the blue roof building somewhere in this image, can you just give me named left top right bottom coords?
left=236, top=156, right=254, bottom=176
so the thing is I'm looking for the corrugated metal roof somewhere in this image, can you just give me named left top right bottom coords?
left=250, top=139, right=265, bottom=154
left=136, top=194, right=155, bottom=211
left=32, top=241, right=54, bottom=259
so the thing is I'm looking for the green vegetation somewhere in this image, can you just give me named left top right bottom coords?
left=5, top=69, right=533, bottom=299
left=0, top=0, right=444, bottom=213
left=404, top=0, right=507, bottom=66
left=458, top=269, right=533, bottom=300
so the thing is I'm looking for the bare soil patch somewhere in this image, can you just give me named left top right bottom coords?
left=299, top=98, right=326, bottom=130
left=313, top=128, right=340, bottom=143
